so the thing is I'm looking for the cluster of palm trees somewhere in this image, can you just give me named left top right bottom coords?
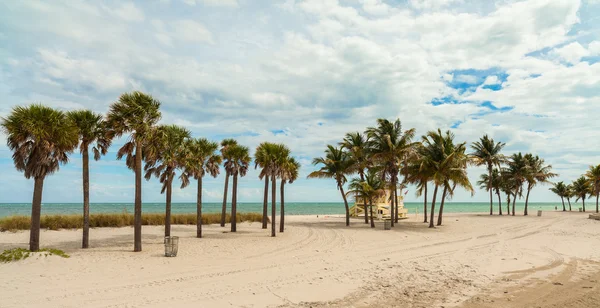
left=309, top=119, right=473, bottom=229
left=309, top=119, right=567, bottom=229
left=1, top=91, right=299, bottom=252
left=550, top=165, right=600, bottom=213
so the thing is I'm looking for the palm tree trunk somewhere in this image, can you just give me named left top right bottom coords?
left=29, top=177, right=44, bottom=252
left=369, top=199, right=375, bottom=228
left=339, top=182, right=350, bottom=226
left=394, top=180, right=399, bottom=223
left=423, top=182, right=428, bottom=223
left=583, top=198, right=586, bottom=212
left=436, top=185, right=448, bottom=226
left=262, top=175, right=269, bottom=229
left=560, top=196, right=565, bottom=212
left=524, top=184, right=532, bottom=216
left=497, top=191, right=502, bottom=215
left=82, top=146, right=90, bottom=249
left=271, top=174, right=276, bottom=237
left=360, top=172, right=368, bottom=224
left=196, top=176, right=203, bottom=238
left=390, top=177, right=395, bottom=227
left=506, top=194, right=511, bottom=216
left=231, top=173, right=238, bottom=232
left=220, top=172, right=229, bottom=227
left=165, top=174, right=173, bottom=237
left=567, top=197, right=572, bottom=211
left=280, top=180, right=285, bottom=233
left=488, top=166, right=493, bottom=215
left=596, top=193, right=599, bottom=213
left=512, top=187, right=518, bottom=217
left=429, top=185, right=439, bottom=228
left=134, top=142, right=142, bottom=252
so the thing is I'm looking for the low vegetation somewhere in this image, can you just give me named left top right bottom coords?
left=0, top=248, right=70, bottom=263
left=0, top=212, right=267, bottom=232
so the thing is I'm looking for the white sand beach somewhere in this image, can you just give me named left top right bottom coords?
left=1, top=212, right=600, bottom=308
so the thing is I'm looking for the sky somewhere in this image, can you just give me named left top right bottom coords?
left=0, top=0, right=599, bottom=204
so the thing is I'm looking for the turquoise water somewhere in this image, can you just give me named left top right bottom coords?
left=0, top=202, right=566, bottom=218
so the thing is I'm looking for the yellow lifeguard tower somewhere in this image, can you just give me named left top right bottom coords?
left=349, top=190, right=408, bottom=219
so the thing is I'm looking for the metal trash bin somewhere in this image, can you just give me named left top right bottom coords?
left=384, top=219, right=391, bottom=230
left=164, top=236, right=179, bottom=257
left=537, top=210, right=542, bottom=217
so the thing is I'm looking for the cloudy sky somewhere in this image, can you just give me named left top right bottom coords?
left=1, top=0, right=599, bottom=204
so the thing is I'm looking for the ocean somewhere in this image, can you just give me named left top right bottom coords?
left=0, top=202, right=568, bottom=218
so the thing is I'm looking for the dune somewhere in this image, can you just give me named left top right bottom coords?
left=1, top=212, right=599, bottom=308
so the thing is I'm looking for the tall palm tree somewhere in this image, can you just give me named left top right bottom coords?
left=522, top=154, right=556, bottom=215
left=219, top=138, right=238, bottom=227
left=279, top=155, right=300, bottom=232
left=585, top=164, right=600, bottom=213
left=254, top=142, right=277, bottom=229
left=144, top=125, right=191, bottom=237
left=308, top=145, right=354, bottom=226
left=478, top=169, right=503, bottom=215
left=402, top=143, right=432, bottom=223
left=180, top=138, right=221, bottom=238
left=340, top=132, right=371, bottom=224
left=269, top=144, right=291, bottom=236
left=572, top=176, right=591, bottom=212
left=470, top=135, right=506, bottom=216
left=504, top=153, right=528, bottom=216
left=366, top=118, right=416, bottom=227
left=549, top=181, right=568, bottom=212
left=565, top=184, right=574, bottom=211
left=67, top=110, right=112, bottom=248
left=2, top=104, right=78, bottom=251
left=226, top=144, right=250, bottom=232
left=346, top=170, right=386, bottom=228
left=106, top=91, right=161, bottom=252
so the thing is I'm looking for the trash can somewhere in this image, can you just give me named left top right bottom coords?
left=537, top=210, right=542, bottom=217
left=579, top=208, right=583, bottom=212
left=164, top=236, right=179, bottom=257
left=384, top=219, right=391, bottom=230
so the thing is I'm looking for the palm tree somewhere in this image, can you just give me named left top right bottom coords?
left=402, top=143, right=432, bottom=223
left=522, top=154, right=556, bottom=215
left=2, top=104, right=79, bottom=251
left=254, top=142, right=276, bottom=229
left=478, top=169, right=503, bottom=215
left=219, top=138, right=238, bottom=227
left=279, top=155, right=300, bottom=232
left=346, top=170, right=386, bottom=228
left=106, top=91, right=161, bottom=252
left=269, top=144, right=291, bottom=236
left=366, top=119, right=416, bottom=226
left=500, top=171, right=517, bottom=215
left=504, top=153, right=528, bottom=216
left=572, top=176, right=591, bottom=212
left=470, top=135, right=506, bottom=216
left=67, top=110, right=112, bottom=248
left=144, top=125, right=191, bottom=237
left=180, top=138, right=221, bottom=238
left=585, top=164, right=600, bottom=213
left=549, top=181, right=568, bottom=211
left=308, top=145, right=354, bottom=226
left=226, top=144, right=250, bottom=232
left=340, top=132, right=371, bottom=224
left=565, top=184, right=574, bottom=211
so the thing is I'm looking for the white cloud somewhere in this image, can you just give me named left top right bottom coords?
left=589, top=41, right=600, bottom=55
left=111, top=2, right=145, bottom=22
left=550, top=42, right=590, bottom=64
left=173, top=20, right=214, bottom=43
left=455, top=74, right=479, bottom=84
left=183, top=0, right=239, bottom=8
left=483, top=75, right=500, bottom=85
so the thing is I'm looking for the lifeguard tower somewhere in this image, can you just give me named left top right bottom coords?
left=349, top=190, right=408, bottom=219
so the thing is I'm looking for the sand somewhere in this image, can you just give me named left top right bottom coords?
left=1, top=211, right=600, bottom=308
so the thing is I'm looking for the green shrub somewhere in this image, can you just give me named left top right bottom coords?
left=0, top=212, right=267, bottom=231
left=0, top=248, right=69, bottom=263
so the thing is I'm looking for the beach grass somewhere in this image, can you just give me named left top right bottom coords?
left=0, top=212, right=267, bottom=232
left=0, top=248, right=70, bottom=263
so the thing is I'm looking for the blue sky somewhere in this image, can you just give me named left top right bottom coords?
left=1, top=0, right=599, bottom=204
